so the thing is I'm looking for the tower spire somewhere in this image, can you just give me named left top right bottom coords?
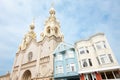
left=17, top=19, right=36, bottom=52
left=49, top=3, right=55, bottom=17
left=30, top=18, right=35, bottom=31
left=51, top=2, right=54, bottom=8
left=40, top=5, right=64, bottom=41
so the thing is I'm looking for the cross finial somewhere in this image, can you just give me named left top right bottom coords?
left=30, top=17, right=35, bottom=30
left=51, top=2, right=54, bottom=8
left=32, top=17, right=35, bottom=24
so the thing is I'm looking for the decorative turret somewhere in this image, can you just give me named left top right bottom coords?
left=40, top=6, right=64, bottom=41
left=17, top=19, right=36, bottom=52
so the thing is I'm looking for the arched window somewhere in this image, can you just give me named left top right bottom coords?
left=47, top=26, right=50, bottom=34
left=28, top=52, right=33, bottom=61
left=54, top=27, right=58, bottom=34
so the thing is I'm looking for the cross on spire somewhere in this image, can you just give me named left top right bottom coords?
left=30, top=17, right=35, bottom=30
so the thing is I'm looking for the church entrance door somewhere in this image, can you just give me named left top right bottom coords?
left=22, top=70, right=31, bottom=80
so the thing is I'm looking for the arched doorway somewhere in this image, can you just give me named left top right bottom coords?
left=22, top=70, right=31, bottom=80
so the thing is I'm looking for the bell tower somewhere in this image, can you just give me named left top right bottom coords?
left=40, top=7, right=64, bottom=41
left=37, top=6, right=64, bottom=80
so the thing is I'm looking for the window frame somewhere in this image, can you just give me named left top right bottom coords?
left=70, top=63, right=76, bottom=72
left=28, top=52, right=33, bottom=62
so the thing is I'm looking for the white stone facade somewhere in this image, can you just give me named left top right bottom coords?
left=10, top=7, right=63, bottom=80
left=75, top=33, right=119, bottom=73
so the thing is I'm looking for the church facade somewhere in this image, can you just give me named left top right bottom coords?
left=10, top=7, right=64, bottom=80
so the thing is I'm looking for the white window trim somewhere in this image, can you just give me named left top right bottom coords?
left=81, top=58, right=92, bottom=68
left=78, top=47, right=89, bottom=55
left=65, top=50, right=74, bottom=59
left=70, top=63, right=76, bottom=72
left=66, top=64, right=70, bottom=72
left=55, top=53, right=63, bottom=61
left=56, top=66, right=64, bottom=74
left=95, top=41, right=107, bottom=50
left=99, top=54, right=111, bottom=64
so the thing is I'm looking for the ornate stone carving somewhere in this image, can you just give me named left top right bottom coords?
left=40, top=7, right=64, bottom=41
left=17, top=20, right=36, bottom=52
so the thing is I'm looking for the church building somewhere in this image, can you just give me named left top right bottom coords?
left=10, top=7, right=64, bottom=80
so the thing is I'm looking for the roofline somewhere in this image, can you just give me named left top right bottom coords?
left=75, top=33, right=104, bottom=44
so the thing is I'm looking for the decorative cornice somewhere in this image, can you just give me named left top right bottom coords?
left=75, top=33, right=104, bottom=44
left=38, top=35, right=63, bottom=45
left=21, top=60, right=36, bottom=66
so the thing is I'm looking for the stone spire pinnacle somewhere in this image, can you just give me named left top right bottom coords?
left=30, top=18, right=35, bottom=31
left=17, top=19, right=36, bottom=52
left=49, top=3, right=55, bottom=16
left=40, top=5, right=64, bottom=41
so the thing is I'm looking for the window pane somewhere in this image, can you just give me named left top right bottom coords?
left=96, top=57, right=100, bottom=65
left=101, top=57, right=105, bottom=64
left=100, top=54, right=110, bottom=64
left=56, top=53, right=62, bottom=61
left=80, top=50, right=85, bottom=54
left=114, top=70, right=120, bottom=78
left=106, top=71, right=114, bottom=79
left=28, top=52, right=33, bottom=61
left=96, top=41, right=106, bottom=50
left=69, top=50, right=74, bottom=58
left=108, top=54, right=114, bottom=63
left=66, top=64, right=69, bottom=72
left=86, top=50, right=89, bottom=53
left=56, top=66, right=58, bottom=74
left=100, top=72, right=106, bottom=79
left=82, top=59, right=88, bottom=67
left=88, top=74, right=93, bottom=80
left=88, top=59, right=92, bottom=66
left=58, top=66, right=63, bottom=73
left=79, top=47, right=85, bottom=54
left=96, top=44, right=102, bottom=49
left=70, top=63, right=76, bottom=72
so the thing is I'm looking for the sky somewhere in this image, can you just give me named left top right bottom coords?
left=0, top=0, right=120, bottom=75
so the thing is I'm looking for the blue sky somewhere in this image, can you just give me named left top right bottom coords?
left=0, top=0, right=120, bottom=75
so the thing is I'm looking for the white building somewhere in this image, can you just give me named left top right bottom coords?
left=75, top=33, right=120, bottom=80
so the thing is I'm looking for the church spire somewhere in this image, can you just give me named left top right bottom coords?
left=49, top=3, right=55, bottom=16
left=40, top=5, right=64, bottom=41
left=17, top=19, right=36, bottom=52
left=28, top=18, right=36, bottom=39
left=29, top=18, right=35, bottom=31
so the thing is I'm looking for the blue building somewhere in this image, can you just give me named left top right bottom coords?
left=53, top=42, right=79, bottom=80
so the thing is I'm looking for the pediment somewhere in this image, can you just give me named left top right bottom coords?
left=53, top=42, right=74, bottom=54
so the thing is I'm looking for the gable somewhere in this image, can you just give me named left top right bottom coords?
left=53, top=42, right=74, bottom=54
